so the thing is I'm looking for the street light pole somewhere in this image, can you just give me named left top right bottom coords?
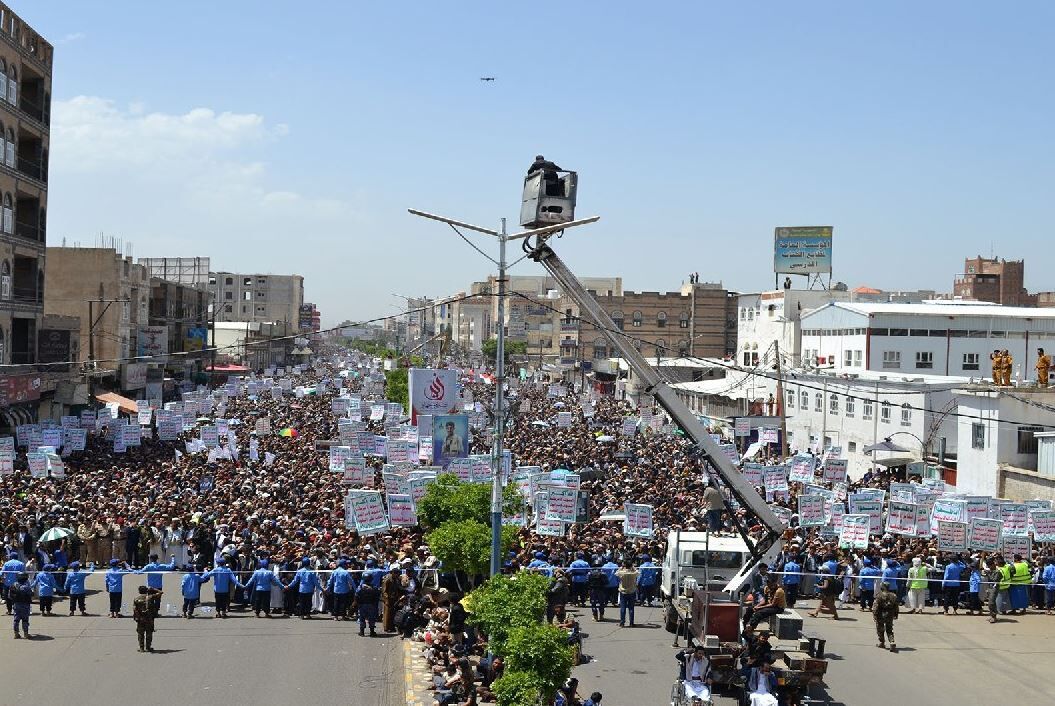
left=408, top=208, right=599, bottom=576
left=490, top=218, right=507, bottom=576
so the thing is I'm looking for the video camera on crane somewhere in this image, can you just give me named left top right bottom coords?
left=521, top=154, right=578, bottom=228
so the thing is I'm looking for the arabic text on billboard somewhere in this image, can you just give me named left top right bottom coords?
left=774, top=226, right=833, bottom=274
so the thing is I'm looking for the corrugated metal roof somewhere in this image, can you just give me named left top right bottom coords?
left=815, top=302, right=1055, bottom=319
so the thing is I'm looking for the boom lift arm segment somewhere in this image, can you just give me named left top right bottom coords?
left=524, top=234, right=784, bottom=566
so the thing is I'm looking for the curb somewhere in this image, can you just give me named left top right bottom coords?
left=403, top=639, right=430, bottom=706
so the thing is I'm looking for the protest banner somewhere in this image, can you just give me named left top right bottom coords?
left=346, top=490, right=390, bottom=535
left=849, top=498, right=884, bottom=534
left=620, top=418, right=638, bottom=436
left=968, top=518, right=1002, bottom=551
left=937, top=520, right=968, bottom=552
left=761, top=427, right=780, bottom=444
left=536, top=517, right=565, bottom=537
left=470, top=457, right=493, bottom=484
left=1030, top=510, right=1055, bottom=543
left=409, top=475, right=435, bottom=508
left=387, top=439, right=413, bottom=464
left=822, top=458, right=848, bottom=483
left=432, top=414, right=469, bottom=468
left=546, top=488, right=579, bottom=523
left=387, top=494, right=418, bottom=526
left=886, top=501, right=918, bottom=536
left=839, top=514, right=870, bottom=549
left=772, top=506, right=793, bottom=527
left=930, top=498, right=967, bottom=534
left=999, top=503, right=1029, bottom=537
left=889, top=483, right=915, bottom=503
left=624, top=503, right=654, bottom=538
left=734, top=417, right=750, bottom=437
left=1002, top=533, right=1031, bottom=559
left=764, top=465, right=788, bottom=492
left=742, top=463, right=764, bottom=486
left=788, top=455, right=815, bottom=484
left=556, top=411, right=573, bottom=428
left=329, top=446, right=352, bottom=472
left=964, top=496, right=990, bottom=524
left=121, top=425, right=142, bottom=447
left=341, top=455, right=367, bottom=485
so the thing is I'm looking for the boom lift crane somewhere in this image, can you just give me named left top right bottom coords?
left=517, top=159, right=784, bottom=583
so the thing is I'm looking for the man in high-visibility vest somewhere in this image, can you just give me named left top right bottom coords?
left=988, top=555, right=1012, bottom=623
left=1008, top=554, right=1032, bottom=615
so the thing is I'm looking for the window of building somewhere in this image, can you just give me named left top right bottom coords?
left=972, top=423, right=985, bottom=449
left=747, top=308, right=754, bottom=321
left=882, top=351, right=901, bottom=369
left=800, top=391, right=808, bottom=408
left=829, top=394, right=838, bottom=415
left=845, top=396, right=855, bottom=417
left=241, top=291, right=251, bottom=301
left=208, top=276, right=216, bottom=286
left=611, top=311, right=624, bottom=330
left=880, top=401, right=891, bottom=423
left=0, top=260, right=8, bottom=299
left=863, top=399, right=873, bottom=420
left=678, top=339, right=688, bottom=356
left=655, top=339, right=666, bottom=358
left=656, top=311, right=667, bottom=328
left=740, top=308, right=746, bottom=321
left=853, top=350, right=863, bottom=367
left=6, top=67, right=15, bottom=106
left=256, top=291, right=265, bottom=299
left=848, top=441, right=857, bottom=453
left=844, top=350, right=853, bottom=367
left=1, top=193, right=10, bottom=233
left=787, top=389, right=795, bottom=409
left=224, top=291, right=233, bottom=300
left=0, top=326, right=4, bottom=364
left=1017, top=426, right=1043, bottom=455
left=257, top=277, right=266, bottom=285
left=679, top=311, right=689, bottom=328
left=243, top=277, right=252, bottom=286
left=963, top=352, right=980, bottom=371
left=241, top=304, right=248, bottom=314
left=593, top=340, right=606, bottom=359
left=632, top=311, right=642, bottom=328
left=224, top=277, right=233, bottom=286
left=901, top=404, right=912, bottom=425
left=742, top=351, right=751, bottom=366
left=224, top=304, right=232, bottom=313
left=915, top=351, right=933, bottom=369
left=814, top=393, right=823, bottom=412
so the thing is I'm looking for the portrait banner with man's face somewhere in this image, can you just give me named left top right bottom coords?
left=432, top=414, right=469, bottom=469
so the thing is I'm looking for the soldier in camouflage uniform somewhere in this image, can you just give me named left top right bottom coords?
left=133, top=585, right=163, bottom=652
left=873, top=581, right=899, bottom=652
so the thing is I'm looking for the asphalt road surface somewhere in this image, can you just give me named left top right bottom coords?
left=1, top=573, right=402, bottom=706
left=567, top=598, right=1055, bottom=706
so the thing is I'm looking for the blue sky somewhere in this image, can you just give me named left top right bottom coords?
left=25, top=1, right=1055, bottom=324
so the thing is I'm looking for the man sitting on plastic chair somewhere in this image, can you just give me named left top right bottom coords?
left=675, top=645, right=713, bottom=705
left=744, top=660, right=779, bottom=706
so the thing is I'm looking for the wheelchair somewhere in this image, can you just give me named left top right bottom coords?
left=670, top=678, right=713, bottom=706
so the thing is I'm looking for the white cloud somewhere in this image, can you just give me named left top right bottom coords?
left=47, top=97, right=360, bottom=323
left=56, top=32, right=85, bottom=45
left=51, top=96, right=280, bottom=171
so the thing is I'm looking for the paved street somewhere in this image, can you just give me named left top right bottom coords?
left=1, top=574, right=402, bottom=706
left=567, top=598, right=1055, bottom=706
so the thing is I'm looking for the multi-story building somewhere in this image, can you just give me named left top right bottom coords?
left=800, top=301, right=1055, bottom=382
left=736, top=288, right=850, bottom=369
left=44, top=246, right=149, bottom=365
left=0, top=6, right=52, bottom=365
left=138, top=256, right=210, bottom=290
left=209, top=271, right=303, bottom=324
left=953, top=256, right=1034, bottom=306
left=147, top=277, right=211, bottom=354
left=588, top=281, right=737, bottom=363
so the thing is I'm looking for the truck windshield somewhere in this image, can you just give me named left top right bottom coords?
left=688, top=550, right=743, bottom=569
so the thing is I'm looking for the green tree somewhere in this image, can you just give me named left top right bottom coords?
left=425, top=520, right=518, bottom=582
left=465, top=572, right=548, bottom=655
left=502, top=624, right=574, bottom=703
left=492, top=671, right=547, bottom=706
left=482, top=338, right=528, bottom=364
left=384, top=368, right=409, bottom=409
left=415, top=473, right=521, bottom=531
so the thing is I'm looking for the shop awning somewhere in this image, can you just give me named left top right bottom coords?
left=95, top=392, right=138, bottom=415
left=205, top=364, right=250, bottom=372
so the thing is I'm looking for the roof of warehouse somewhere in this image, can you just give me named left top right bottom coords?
left=805, top=301, right=1055, bottom=319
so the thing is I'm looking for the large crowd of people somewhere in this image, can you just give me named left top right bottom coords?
left=2, top=350, right=1054, bottom=704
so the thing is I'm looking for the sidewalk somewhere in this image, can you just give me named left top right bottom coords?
left=403, top=638, right=434, bottom=706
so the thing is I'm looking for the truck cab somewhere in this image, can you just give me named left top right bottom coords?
left=661, top=531, right=777, bottom=600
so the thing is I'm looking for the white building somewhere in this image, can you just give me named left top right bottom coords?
left=954, top=388, right=1055, bottom=500
left=673, top=368, right=961, bottom=479
left=736, top=289, right=850, bottom=369
left=800, top=301, right=1055, bottom=381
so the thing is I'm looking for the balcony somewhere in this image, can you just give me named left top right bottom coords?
left=14, top=219, right=43, bottom=245
left=12, top=286, right=41, bottom=304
